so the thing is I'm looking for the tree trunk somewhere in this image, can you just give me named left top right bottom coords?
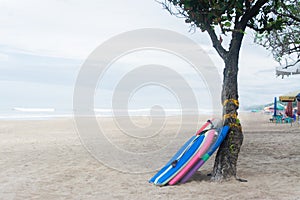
left=211, top=46, right=244, bottom=181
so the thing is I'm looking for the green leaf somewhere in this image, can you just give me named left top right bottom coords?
left=224, top=21, right=231, bottom=27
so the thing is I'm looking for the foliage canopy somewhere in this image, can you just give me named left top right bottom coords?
left=161, top=0, right=299, bottom=67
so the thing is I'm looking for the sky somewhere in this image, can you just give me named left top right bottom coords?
left=0, top=0, right=299, bottom=114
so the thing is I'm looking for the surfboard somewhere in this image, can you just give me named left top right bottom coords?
left=168, top=129, right=216, bottom=185
left=195, top=119, right=214, bottom=135
left=179, top=125, right=230, bottom=184
left=148, top=134, right=200, bottom=184
left=149, top=119, right=214, bottom=183
left=151, top=131, right=216, bottom=186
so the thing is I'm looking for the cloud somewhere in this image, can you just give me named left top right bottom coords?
left=0, top=0, right=298, bottom=110
left=0, top=0, right=191, bottom=59
left=0, top=52, right=9, bottom=61
left=0, top=46, right=81, bottom=86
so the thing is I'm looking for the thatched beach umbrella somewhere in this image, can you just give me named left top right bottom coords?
left=297, top=93, right=300, bottom=116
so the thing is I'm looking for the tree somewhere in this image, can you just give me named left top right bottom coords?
left=254, top=0, right=300, bottom=69
left=158, top=0, right=294, bottom=181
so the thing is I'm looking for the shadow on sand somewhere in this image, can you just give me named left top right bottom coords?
left=182, top=171, right=212, bottom=183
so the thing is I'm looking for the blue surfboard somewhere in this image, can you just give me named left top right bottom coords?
left=149, top=133, right=207, bottom=186
left=148, top=135, right=199, bottom=183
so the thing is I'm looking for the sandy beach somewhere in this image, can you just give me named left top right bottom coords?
left=0, top=113, right=300, bottom=200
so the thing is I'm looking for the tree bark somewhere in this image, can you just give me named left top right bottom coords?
left=211, top=34, right=244, bottom=181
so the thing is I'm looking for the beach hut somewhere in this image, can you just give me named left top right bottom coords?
left=279, top=91, right=300, bottom=119
left=276, top=65, right=300, bottom=79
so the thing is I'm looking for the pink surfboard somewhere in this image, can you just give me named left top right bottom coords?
left=168, top=129, right=216, bottom=185
left=195, top=119, right=214, bottom=135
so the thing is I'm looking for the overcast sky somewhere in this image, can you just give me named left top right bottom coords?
left=0, top=0, right=299, bottom=112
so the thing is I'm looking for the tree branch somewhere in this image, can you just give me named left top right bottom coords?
left=279, top=0, right=300, bottom=22
left=283, top=59, right=300, bottom=69
left=245, top=0, right=251, bottom=11
left=246, top=22, right=274, bottom=32
left=277, top=12, right=300, bottom=23
left=157, top=0, right=188, bottom=19
left=240, top=0, right=268, bottom=28
left=205, top=23, right=228, bottom=60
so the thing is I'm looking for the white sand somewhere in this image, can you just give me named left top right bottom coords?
left=0, top=113, right=300, bottom=199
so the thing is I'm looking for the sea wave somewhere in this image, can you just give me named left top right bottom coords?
left=0, top=107, right=213, bottom=120
left=13, top=107, right=55, bottom=112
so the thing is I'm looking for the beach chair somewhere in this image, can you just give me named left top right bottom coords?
left=284, top=117, right=293, bottom=124
left=275, top=115, right=283, bottom=124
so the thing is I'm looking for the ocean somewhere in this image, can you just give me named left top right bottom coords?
left=0, top=107, right=214, bottom=120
